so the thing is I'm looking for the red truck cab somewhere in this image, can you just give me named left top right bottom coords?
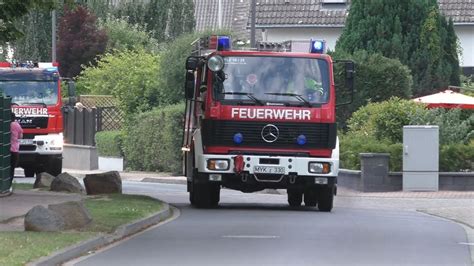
left=0, top=62, right=64, bottom=177
left=183, top=36, right=354, bottom=211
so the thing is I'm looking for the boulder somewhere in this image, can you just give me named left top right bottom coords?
left=24, top=205, right=65, bottom=232
left=51, top=172, right=85, bottom=194
left=34, top=172, right=55, bottom=189
left=48, top=201, right=92, bottom=229
left=84, top=171, right=122, bottom=195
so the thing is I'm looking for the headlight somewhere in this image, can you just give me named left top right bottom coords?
left=49, top=134, right=64, bottom=147
left=308, top=162, right=330, bottom=174
left=207, top=55, right=225, bottom=72
left=207, top=159, right=230, bottom=170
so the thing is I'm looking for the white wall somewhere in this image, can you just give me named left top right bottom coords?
left=455, top=26, right=474, bottom=67
left=264, top=26, right=473, bottom=68
left=263, top=27, right=343, bottom=52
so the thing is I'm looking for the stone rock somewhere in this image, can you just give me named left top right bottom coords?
left=50, top=172, right=85, bottom=194
left=84, top=171, right=122, bottom=195
left=34, top=172, right=55, bottom=189
left=48, top=201, right=92, bottom=229
left=24, top=205, right=65, bottom=232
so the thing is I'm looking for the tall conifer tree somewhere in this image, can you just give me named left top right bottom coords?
left=336, top=0, right=460, bottom=96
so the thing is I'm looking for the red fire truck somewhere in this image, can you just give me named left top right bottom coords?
left=183, top=36, right=354, bottom=211
left=0, top=62, right=73, bottom=177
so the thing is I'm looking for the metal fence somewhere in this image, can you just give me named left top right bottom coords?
left=96, top=106, right=124, bottom=131
left=0, top=95, right=12, bottom=193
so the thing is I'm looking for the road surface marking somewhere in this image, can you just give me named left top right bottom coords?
left=222, top=235, right=280, bottom=239
left=458, top=242, right=474, bottom=246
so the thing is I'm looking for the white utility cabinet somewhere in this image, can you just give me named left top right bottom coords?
left=403, top=125, right=439, bottom=191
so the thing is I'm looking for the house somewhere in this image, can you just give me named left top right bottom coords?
left=193, top=0, right=474, bottom=75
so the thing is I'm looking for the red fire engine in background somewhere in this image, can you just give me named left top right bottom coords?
left=183, top=36, right=354, bottom=211
left=0, top=62, right=75, bottom=177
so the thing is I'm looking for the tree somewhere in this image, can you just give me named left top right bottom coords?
left=76, top=49, right=160, bottom=115
left=99, top=17, right=160, bottom=53
left=0, top=0, right=56, bottom=44
left=10, top=10, right=52, bottom=62
left=113, top=0, right=195, bottom=42
left=57, top=5, right=108, bottom=78
left=336, top=0, right=460, bottom=96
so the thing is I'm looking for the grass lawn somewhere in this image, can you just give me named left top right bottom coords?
left=0, top=194, right=163, bottom=266
left=12, top=182, right=34, bottom=190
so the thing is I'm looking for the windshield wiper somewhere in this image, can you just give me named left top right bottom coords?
left=221, top=92, right=264, bottom=106
left=264, top=92, right=311, bottom=107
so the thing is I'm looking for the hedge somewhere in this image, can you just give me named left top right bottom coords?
left=340, top=136, right=474, bottom=172
left=123, top=103, right=184, bottom=174
left=95, top=130, right=123, bottom=157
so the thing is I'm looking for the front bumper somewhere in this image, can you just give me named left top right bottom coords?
left=196, top=154, right=339, bottom=177
left=19, top=133, right=63, bottom=155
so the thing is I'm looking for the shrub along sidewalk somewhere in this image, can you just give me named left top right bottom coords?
left=0, top=193, right=163, bottom=266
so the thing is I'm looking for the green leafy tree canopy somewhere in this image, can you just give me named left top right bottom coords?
left=76, top=49, right=160, bottom=115
left=0, top=0, right=56, bottom=44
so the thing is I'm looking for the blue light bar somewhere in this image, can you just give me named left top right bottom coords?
left=310, top=39, right=326, bottom=54
left=217, top=36, right=231, bottom=51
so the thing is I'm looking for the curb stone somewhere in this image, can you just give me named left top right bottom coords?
left=29, top=203, right=172, bottom=266
left=141, top=177, right=186, bottom=185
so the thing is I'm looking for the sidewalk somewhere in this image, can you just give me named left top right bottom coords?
left=0, top=190, right=84, bottom=231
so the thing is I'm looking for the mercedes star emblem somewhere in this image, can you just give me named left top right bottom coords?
left=261, top=124, right=279, bottom=143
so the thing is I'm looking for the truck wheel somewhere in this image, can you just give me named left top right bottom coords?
left=287, top=189, right=303, bottom=207
left=304, top=187, right=318, bottom=207
left=47, top=157, right=62, bottom=177
left=24, top=168, right=35, bottom=178
left=317, top=186, right=334, bottom=212
left=209, top=183, right=220, bottom=207
left=193, top=181, right=220, bottom=208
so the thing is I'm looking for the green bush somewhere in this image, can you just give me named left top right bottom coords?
left=341, top=136, right=474, bottom=172
left=409, top=108, right=473, bottom=145
left=347, top=97, right=428, bottom=143
left=123, top=103, right=184, bottom=173
left=76, top=49, right=161, bottom=115
left=440, top=142, right=474, bottom=172
left=340, top=135, right=403, bottom=171
left=331, top=50, right=413, bottom=127
left=95, top=131, right=123, bottom=157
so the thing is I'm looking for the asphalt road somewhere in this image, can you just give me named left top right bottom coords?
left=70, top=182, right=471, bottom=266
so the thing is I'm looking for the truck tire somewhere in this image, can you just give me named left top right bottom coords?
left=317, top=186, right=334, bottom=212
left=24, top=168, right=35, bottom=178
left=304, top=187, right=318, bottom=207
left=287, top=189, right=303, bottom=207
left=47, top=157, right=62, bottom=177
left=192, top=182, right=220, bottom=208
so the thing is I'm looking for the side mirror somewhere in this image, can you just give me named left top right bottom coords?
left=345, top=61, right=355, bottom=91
left=185, top=71, right=195, bottom=100
left=335, top=60, right=355, bottom=107
left=67, top=81, right=77, bottom=106
left=186, top=56, right=199, bottom=71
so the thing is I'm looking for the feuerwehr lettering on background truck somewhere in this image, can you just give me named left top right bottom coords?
left=0, top=62, right=75, bottom=177
left=182, top=36, right=355, bottom=211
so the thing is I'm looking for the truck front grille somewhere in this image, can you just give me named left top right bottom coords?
left=202, top=120, right=336, bottom=149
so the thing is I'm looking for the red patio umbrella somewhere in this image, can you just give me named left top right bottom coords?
left=413, top=90, right=474, bottom=109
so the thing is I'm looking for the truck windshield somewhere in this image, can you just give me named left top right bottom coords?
left=215, top=56, right=330, bottom=105
left=0, top=81, right=59, bottom=106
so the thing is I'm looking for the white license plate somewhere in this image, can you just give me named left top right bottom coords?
left=253, top=166, right=285, bottom=174
left=19, top=139, right=34, bottom=145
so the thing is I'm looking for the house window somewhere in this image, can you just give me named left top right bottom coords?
left=321, top=0, right=348, bottom=9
